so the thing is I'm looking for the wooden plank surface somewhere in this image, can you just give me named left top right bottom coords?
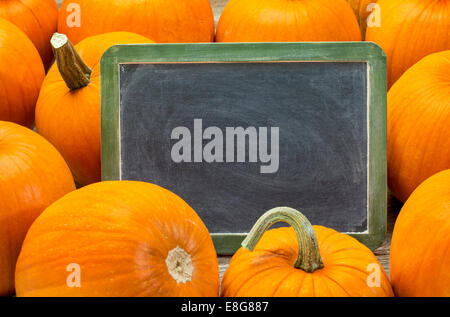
left=219, top=192, right=402, bottom=279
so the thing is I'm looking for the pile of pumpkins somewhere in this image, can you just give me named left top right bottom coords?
left=0, top=0, right=448, bottom=297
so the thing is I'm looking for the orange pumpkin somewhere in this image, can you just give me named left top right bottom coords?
left=216, top=0, right=361, bottom=42
left=35, top=32, right=154, bottom=186
left=365, top=0, right=450, bottom=88
left=0, top=0, right=58, bottom=69
left=57, top=0, right=214, bottom=45
left=346, top=0, right=378, bottom=39
left=0, top=18, right=45, bottom=128
left=221, top=207, right=393, bottom=297
left=390, top=169, right=450, bottom=297
left=15, top=181, right=220, bottom=297
left=387, top=50, right=450, bottom=203
left=0, top=121, right=75, bottom=296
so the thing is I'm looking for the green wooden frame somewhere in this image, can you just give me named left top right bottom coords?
left=100, top=42, right=387, bottom=254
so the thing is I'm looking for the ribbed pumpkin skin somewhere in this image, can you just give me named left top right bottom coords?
left=387, top=50, right=450, bottom=203
left=0, top=0, right=58, bottom=69
left=0, top=121, right=75, bottom=296
left=0, top=18, right=45, bottom=128
left=365, top=0, right=450, bottom=88
left=390, top=170, right=450, bottom=297
left=221, top=226, right=393, bottom=297
left=58, top=0, right=214, bottom=45
left=216, top=0, right=362, bottom=42
left=35, top=32, right=154, bottom=186
left=346, top=0, right=377, bottom=39
left=15, top=181, right=220, bottom=297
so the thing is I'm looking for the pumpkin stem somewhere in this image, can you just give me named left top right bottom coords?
left=51, top=33, right=92, bottom=90
left=241, top=207, right=324, bottom=273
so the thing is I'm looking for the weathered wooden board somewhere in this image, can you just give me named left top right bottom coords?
left=101, top=42, right=387, bottom=254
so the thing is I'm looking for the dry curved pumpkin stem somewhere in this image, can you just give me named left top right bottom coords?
left=242, top=207, right=324, bottom=273
left=51, top=32, right=92, bottom=90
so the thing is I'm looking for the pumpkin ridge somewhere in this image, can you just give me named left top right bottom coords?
left=325, top=262, right=377, bottom=279
left=404, top=0, right=442, bottom=72
left=320, top=267, right=364, bottom=297
left=236, top=267, right=287, bottom=297
left=291, top=1, right=303, bottom=41
left=1, top=27, right=44, bottom=80
left=414, top=99, right=445, bottom=183
left=390, top=170, right=450, bottom=296
left=0, top=122, right=75, bottom=295
left=269, top=269, right=299, bottom=296
left=86, top=33, right=152, bottom=73
left=18, top=0, right=45, bottom=38
left=301, top=1, right=320, bottom=41
left=397, top=218, right=450, bottom=294
left=387, top=51, right=450, bottom=201
left=223, top=259, right=282, bottom=296
left=313, top=226, right=341, bottom=247
left=386, top=4, right=422, bottom=84
left=320, top=0, right=361, bottom=40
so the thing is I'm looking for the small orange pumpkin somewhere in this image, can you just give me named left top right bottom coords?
left=15, top=181, right=220, bottom=297
left=216, top=0, right=361, bottom=42
left=390, top=169, right=450, bottom=297
left=35, top=32, right=154, bottom=186
left=0, top=0, right=58, bottom=69
left=387, top=50, right=450, bottom=203
left=365, top=0, right=450, bottom=88
left=221, top=207, right=393, bottom=297
left=58, top=0, right=214, bottom=45
left=0, top=18, right=45, bottom=128
left=0, top=121, right=75, bottom=296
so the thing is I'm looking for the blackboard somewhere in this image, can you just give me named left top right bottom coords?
left=101, top=42, right=387, bottom=254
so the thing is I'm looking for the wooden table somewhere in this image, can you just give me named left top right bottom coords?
left=218, top=192, right=403, bottom=279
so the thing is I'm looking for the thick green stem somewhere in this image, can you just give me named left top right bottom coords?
left=241, top=207, right=324, bottom=273
left=51, top=33, right=92, bottom=90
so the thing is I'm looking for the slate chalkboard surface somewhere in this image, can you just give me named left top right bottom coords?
left=101, top=42, right=387, bottom=254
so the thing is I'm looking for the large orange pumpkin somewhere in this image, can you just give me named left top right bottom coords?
left=35, top=32, right=154, bottom=186
left=216, top=0, right=361, bottom=42
left=0, top=121, right=75, bottom=296
left=390, top=170, right=450, bottom=297
left=221, top=207, right=393, bottom=297
left=15, top=181, right=220, bottom=297
left=57, top=0, right=214, bottom=45
left=365, top=0, right=450, bottom=88
left=387, top=50, right=450, bottom=203
left=0, top=18, right=45, bottom=128
left=0, top=0, right=58, bottom=69
left=346, top=0, right=378, bottom=39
